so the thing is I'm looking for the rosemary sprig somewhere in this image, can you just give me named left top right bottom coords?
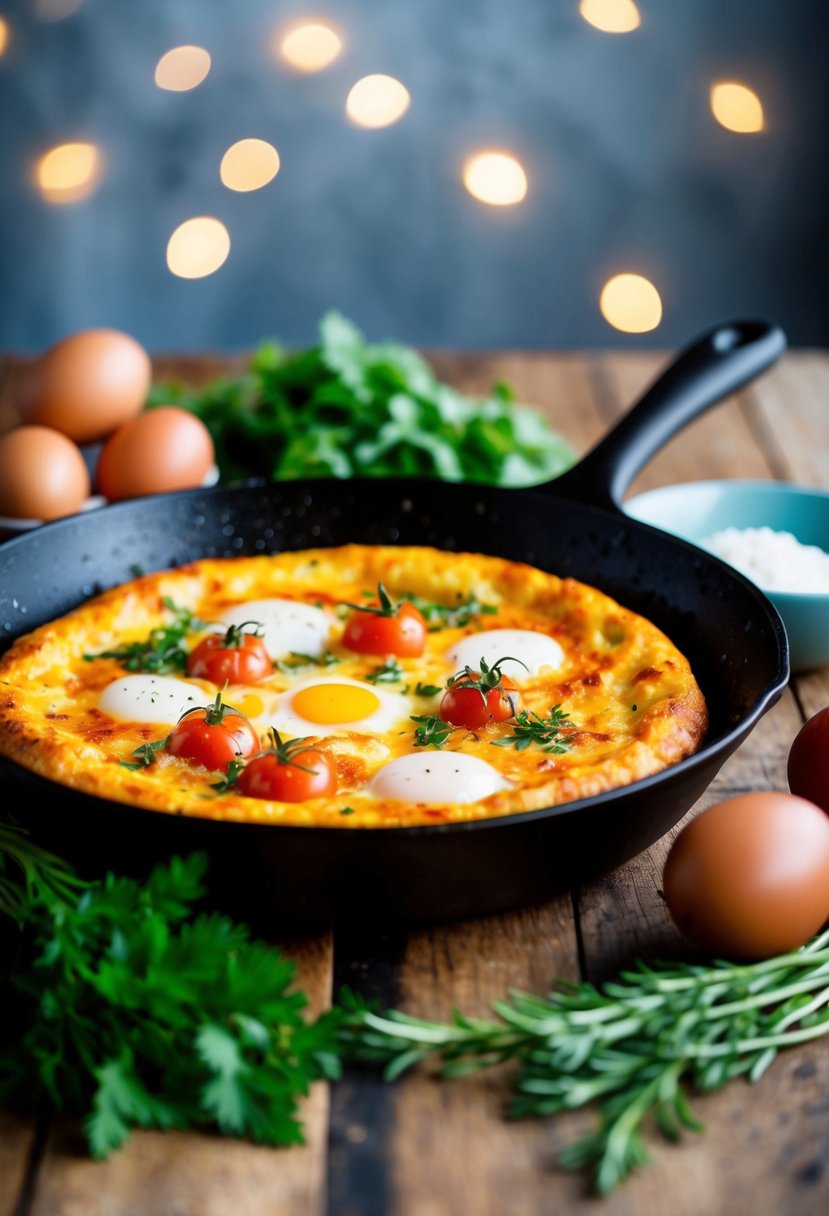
left=491, top=704, right=575, bottom=753
left=338, top=929, right=829, bottom=1194
left=84, top=598, right=204, bottom=675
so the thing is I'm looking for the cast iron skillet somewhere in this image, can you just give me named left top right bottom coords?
left=0, top=319, right=789, bottom=927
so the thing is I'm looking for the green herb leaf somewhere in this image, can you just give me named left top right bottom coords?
left=338, top=929, right=829, bottom=1195
left=366, top=658, right=405, bottom=684
left=85, top=599, right=203, bottom=675
left=148, top=312, right=575, bottom=489
left=491, top=705, right=575, bottom=753
left=410, top=714, right=455, bottom=749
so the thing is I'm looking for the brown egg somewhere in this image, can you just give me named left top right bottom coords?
left=662, top=792, right=829, bottom=960
left=17, top=328, right=152, bottom=444
left=0, top=425, right=91, bottom=521
left=95, top=406, right=215, bottom=502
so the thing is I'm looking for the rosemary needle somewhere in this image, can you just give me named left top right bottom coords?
left=338, top=929, right=829, bottom=1194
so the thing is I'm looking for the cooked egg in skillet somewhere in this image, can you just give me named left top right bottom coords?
left=218, top=599, right=332, bottom=658
left=269, top=677, right=414, bottom=738
left=446, top=629, right=564, bottom=680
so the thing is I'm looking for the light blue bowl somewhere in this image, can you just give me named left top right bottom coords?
left=624, top=480, right=829, bottom=673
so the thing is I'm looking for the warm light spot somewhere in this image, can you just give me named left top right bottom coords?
left=154, top=45, right=212, bottom=92
left=345, top=74, right=411, bottom=128
left=599, top=274, right=663, bottom=333
left=278, top=21, right=342, bottom=72
left=462, top=151, right=528, bottom=207
left=0, top=17, right=9, bottom=56
left=36, top=142, right=101, bottom=205
left=579, top=0, right=641, bottom=33
left=166, top=217, right=230, bottom=280
left=293, top=684, right=380, bottom=725
left=710, top=82, right=764, bottom=133
left=34, top=0, right=83, bottom=22
left=220, top=139, right=280, bottom=192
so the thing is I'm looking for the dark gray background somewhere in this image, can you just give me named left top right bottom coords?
left=1, top=0, right=827, bottom=354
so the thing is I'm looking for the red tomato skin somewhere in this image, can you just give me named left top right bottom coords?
left=788, top=708, right=829, bottom=813
left=186, top=634, right=273, bottom=684
left=440, top=678, right=521, bottom=730
left=167, top=712, right=260, bottom=771
left=236, top=749, right=336, bottom=802
left=342, top=601, right=426, bottom=657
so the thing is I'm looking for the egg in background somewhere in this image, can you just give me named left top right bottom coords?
left=94, top=405, right=216, bottom=501
left=0, top=425, right=91, bottom=521
left=16, top=328, right=151, bottom=443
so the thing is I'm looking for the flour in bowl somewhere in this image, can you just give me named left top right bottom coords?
left=701, top=526, right=829, bottom=593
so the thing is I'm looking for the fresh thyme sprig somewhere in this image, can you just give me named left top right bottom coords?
left=491, top=704, right=575, bottom=753
left=84, top=598, right=204, bottom=674
left=338, top=929, right=829, bottom=1194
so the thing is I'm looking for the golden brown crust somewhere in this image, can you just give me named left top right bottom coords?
left=0, top=544, right=709, bottom=828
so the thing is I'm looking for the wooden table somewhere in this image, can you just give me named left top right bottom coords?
left=1, top=345, right=828, bottom=1216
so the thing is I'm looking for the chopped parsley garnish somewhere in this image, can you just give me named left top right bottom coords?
left=403, top=594, right=498, bottom=630
left=276, top=650, right=339, bottom=674
left=366, top=658, right=405, bottom=684
left=491, top=705, right=575, bottom=754
left=414, top=681, right=443, bottom=697
left=119, top=737, right=168, bottom=770
left=410, top=714, right=456, bottom=749
left=85, top=598, right=204, bottom=675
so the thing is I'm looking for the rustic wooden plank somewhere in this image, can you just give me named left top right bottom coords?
left=371, top=355, right=608, bottom=1216
left=25, top=932, right=333, bottom=1216
left=0, top=1111, right=38, bottom=1216
left=571, top=349, right=829, bottom=1214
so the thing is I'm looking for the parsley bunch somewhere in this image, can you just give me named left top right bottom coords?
left=0, top=828, right=341, bottom=1159
left=148, top=312, right=575, bottom=487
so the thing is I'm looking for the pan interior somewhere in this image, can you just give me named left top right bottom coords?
left=0, top=477, right=786, bottom=775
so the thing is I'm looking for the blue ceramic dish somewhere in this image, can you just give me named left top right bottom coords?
left=624, top=479, right=829, bottom=673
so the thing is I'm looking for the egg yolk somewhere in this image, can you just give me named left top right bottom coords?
left=292, top=684, right=380, bottom=724
left=231, top=692, right=266, bottom=719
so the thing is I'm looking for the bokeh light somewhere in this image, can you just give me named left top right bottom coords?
left=34, top=0, right=84, bottom=22
left=599, top=273, right=662, bottom=333
left=220, top=139, right=281, bottom=192
left=278, top=21, right=342, bottom=72
left=462, top=151, right=528, bottom=206
left=155, top=46, right=212, bottom=92
left=0, top=17, right=9, bottom=57
left=166, top=217, right=231, bottom=279
left=345, top=74, right=411, bottom=128
left=35, top=142, right=101, bottom=205
left=710, top=82, right=765, bottom=133
left=579, top=0, right=641, bottom=34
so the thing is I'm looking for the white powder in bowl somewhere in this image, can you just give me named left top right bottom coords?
left=701, top=526, right=829, bottom=594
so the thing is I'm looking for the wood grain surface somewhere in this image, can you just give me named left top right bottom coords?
left=1, top=346, right=828, bottom=1216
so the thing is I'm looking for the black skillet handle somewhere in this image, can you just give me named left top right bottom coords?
left=548, top=319, right=787, bottom=512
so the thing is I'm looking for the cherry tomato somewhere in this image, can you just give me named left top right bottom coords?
left=788, top=706, right=829, bottom=813
left=439, top=656, right=524, bottom=730
left=187, top=622, right=273, bottom=685
left=166, top=693, right=260, bottom=772
left=342, top=584, right=426, bottom=658
left=236, top=730, right=336, bottom=802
